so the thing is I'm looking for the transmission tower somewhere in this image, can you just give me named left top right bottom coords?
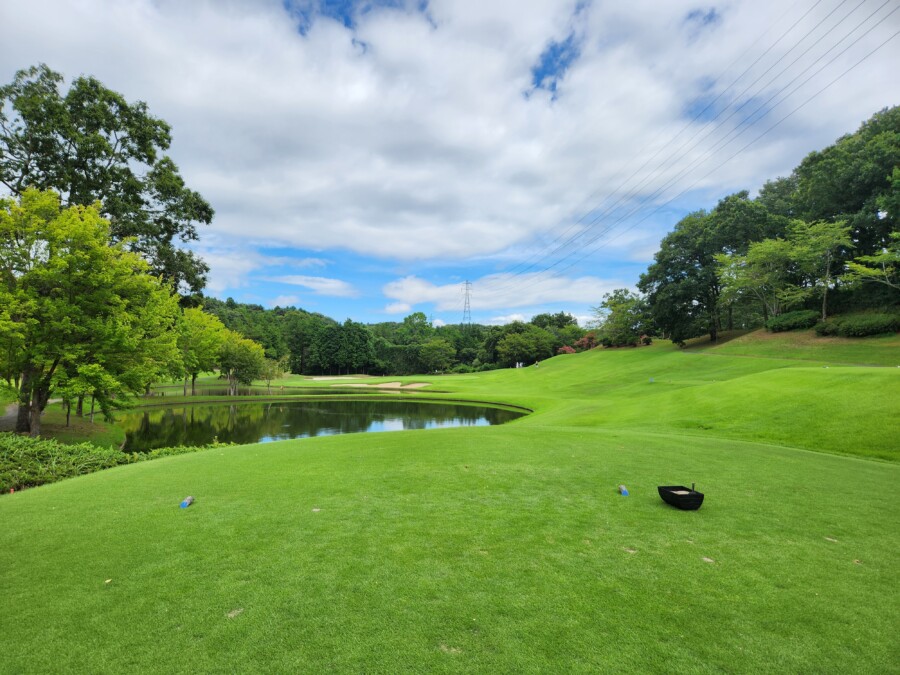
left=462, top=280, right=472, bottom=328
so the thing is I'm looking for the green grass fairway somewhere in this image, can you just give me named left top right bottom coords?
left=2, top=337, right=899, bottom=672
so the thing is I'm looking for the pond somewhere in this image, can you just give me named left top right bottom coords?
left=119, top=399, right=526, bottom=451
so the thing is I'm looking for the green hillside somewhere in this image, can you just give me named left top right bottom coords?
left=1, top=336, right=898, bottom=672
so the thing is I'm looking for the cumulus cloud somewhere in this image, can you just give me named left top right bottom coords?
left=489, top=313, right=528, bottom=325
left=268, top=295, right=302, bottom=308
left=383, top=272, right=628, bottom=312
left=197, top=245, right=273, bottom=294
left=385, top=302, right=412, bottom=314
left=1, top=0, right=897, bottom=318
left=273, top=275, right=359, bottom=297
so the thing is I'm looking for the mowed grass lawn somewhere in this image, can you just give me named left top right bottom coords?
left=1, top=334, right=899, bottom=672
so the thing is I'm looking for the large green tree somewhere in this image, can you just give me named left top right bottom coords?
left=789, top=220, right=854, bottom=319
left=716, top=238, right=797, bottom=321
left=792, top=107, right=899, bottom=258
left=177, top=307, right=229, bottom=395
left=0, top=189, right=181, bottom=435
left=418, top=338, right=456, bottom=373
left=640, top=192, right=779, bottom=343
left=592, top=289, right=651, bottom=347
left=0, top=64, right=213, bottom=292
left=218, top=330, right=265, bottom=396
left=494, top=322, right=555, bottom=366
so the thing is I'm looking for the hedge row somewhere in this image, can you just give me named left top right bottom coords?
left=815, top=313, right=900, bottom=337
left=0, top=434, right=228, bottom=493
left=766, top=310, right=820, bottom=332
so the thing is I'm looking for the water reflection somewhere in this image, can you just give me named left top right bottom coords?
left=120, top=400, right=524, bottom=451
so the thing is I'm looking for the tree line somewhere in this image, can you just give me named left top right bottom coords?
left=600, top=106, right=899, bottom=346
left=201, top=300, right=589, bottom=376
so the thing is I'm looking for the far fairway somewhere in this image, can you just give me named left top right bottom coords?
left=1, top=335, right=898, bottom=672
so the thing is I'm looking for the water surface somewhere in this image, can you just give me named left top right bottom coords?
left=120, top=399, right=525, bottom=451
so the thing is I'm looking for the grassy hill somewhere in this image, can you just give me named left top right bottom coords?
left=1, top=333, right=898, bottom=672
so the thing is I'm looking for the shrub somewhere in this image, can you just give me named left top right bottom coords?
left=557, top=345, right=576, bottom=354
left=0, top=433, right=228, bottom=493
left=0, top=435, right=123, bottom=492
left=833, top=313, right=900, bottom=337
left=574, top=332, right=598, bottom=351
left=815, top=317, right=843, bottom=336
left=766, top=310, right=820, bottom=332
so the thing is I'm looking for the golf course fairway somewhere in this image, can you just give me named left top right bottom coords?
left=1, top=336, right=898, bottom=673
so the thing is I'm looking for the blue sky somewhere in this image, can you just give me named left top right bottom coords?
left=2, top=0, right=898, bottom=326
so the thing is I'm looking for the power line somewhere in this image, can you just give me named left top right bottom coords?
left=505, top=21, right=900, bottom=298
left=483, top=0, right=898, bottom=300
left=500, top=0, right=824, bottom=274
left=488, top=0, right=877, bottom=296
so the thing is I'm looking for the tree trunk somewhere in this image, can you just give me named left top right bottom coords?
left=191, top=373, right=197, bottom=396
left=66, top=402, right=71, bottom=427
left=89, top=396, right=95, bottom=423
left=28, top=382, right=50, bottom=437
left=727, top=305, right=734, bottom=331
left=76, top=395, right=84, bottom=417
left=821, top=283, right=829, bottom=321
left=15, top=369, right=34, bottom=433
left=29, top=404, right=41, bottom=437
left=184, top=375, right=189, bottom=397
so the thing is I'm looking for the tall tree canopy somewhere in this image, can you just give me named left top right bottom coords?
left=0, top=64, right=213, bottom=292
left=791, top=106, right=899, bottom=257
left=0, top=189, right=181, bottom=435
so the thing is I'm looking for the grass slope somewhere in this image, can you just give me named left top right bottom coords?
left=1, top=336, right=899, bottom=672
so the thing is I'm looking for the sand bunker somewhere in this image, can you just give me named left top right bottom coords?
left=337, top=382, right=429, bottom=390
left=311, top=376, right=369, bottom=381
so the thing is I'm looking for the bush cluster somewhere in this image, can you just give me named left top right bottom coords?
left=0, top=433, right=227, bottom=493
left=815, top=313, right=900, bottom=337
left=766, top=310, right=821, bottom=332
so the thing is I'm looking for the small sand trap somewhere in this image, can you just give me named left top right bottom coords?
left=311, top=376, right=370, bottom=381
left=702, top=557, right=715, bottom=564
left=227, top=608, right=244, bottom=619
left=336, top=381, right=429, bottom=390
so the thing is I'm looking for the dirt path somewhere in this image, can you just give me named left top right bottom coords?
left=0, top=403, right=17, bottom=432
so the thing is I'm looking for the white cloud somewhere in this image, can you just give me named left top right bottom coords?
left=274, top=275, right=359, bottom=297
left=197, top=246, right=271, bottom=294
left=385, top=302, right=412, bottom=314
left=383, top=272, right=627, bottom=312
left=268, top=295, right=301, bottom=308
left=489, top=313, right=527, bottom=325
left=1, top=0, right=897, bottom=317
left=290, top=257, right=330, bottom=269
